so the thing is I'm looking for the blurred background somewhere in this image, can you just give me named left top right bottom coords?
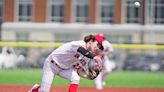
left=0, top=0, right=164, bottom=72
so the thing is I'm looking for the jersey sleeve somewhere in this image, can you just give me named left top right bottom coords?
left=108, top=43, right=114, bottom=52
left=70, top=41, right=94, bottom=59
left=103, top=40, right=114, bottom=52
left=69, top=41, right=85, bottom=52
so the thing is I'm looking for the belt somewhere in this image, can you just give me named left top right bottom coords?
left=51, top=60, right=65, bottom=70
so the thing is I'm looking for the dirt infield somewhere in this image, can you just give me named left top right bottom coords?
left=0, top=85, right=164, bottom=92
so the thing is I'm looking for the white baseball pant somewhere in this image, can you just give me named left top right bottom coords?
left=38, top=60, right=80, bottom=92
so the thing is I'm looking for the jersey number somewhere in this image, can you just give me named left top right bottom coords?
left=73, top=53, right=87, bottom=69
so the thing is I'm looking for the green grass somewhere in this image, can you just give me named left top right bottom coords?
left=0, top=69, right=164, bottom=88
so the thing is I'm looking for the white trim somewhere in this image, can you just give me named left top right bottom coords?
left=3, top=23, right=164, bottom=33
left=47, top=0, right=51, bottom=22
left=32, top=0, right=35, bottom=22
left=46, top=0, right=49, bottom=22
left=72, top=0, right=76, bottom=22
left=95, top=0, right=99, bottom=23
left=151, top=0, right=155, bottom=24
left=0, top=0, right=4, bottom=22
left=97, top=0, right=101, bottom=23
left=15, top=0, right=18, bottom=22
left=121, top=0, right=125, bottom=24
left=145, top=0, right=148, bottom=24
left=124, top=0, right=128, bottom=23
left=70, top=0, right=74, bottom=22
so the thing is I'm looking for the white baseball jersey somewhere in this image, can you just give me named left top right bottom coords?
left=46, top=40, right=90, bottom=69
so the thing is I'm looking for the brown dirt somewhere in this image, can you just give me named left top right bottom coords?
left=0, top=84, right=164, bottom=92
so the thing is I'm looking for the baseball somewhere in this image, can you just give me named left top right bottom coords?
left=134, top=1, right=140, bottom=7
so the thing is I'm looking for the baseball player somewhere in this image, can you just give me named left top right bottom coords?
left=94, top=33, right=114, bottom=90
left=28, top=34, right=104, bottom=92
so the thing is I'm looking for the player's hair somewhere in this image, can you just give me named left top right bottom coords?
left=84, top=34, right=95, bottom=43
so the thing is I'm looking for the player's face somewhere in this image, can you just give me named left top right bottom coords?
left=89, top=41, right=101, bottom=52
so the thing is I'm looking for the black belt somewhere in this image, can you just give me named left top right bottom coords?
left=51, top=60, right=65, bottom=70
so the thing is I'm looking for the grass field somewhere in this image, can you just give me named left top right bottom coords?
left=0, top=69, right=164, bottom=88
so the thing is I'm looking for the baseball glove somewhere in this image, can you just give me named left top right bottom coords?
left=77, top=59, right=102, bottom=80
left=88, top=59, right=102, bottom=79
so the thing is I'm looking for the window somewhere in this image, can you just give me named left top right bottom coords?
left=106, top=35, right=132, bottom=43
left=48, top=0, right=64, bottom=22
left=124, top=0, right=140, bottom=23
left=0, top=0, right=3, bottom=22
left=54, top=33, right=81, bottom=42
left=99, top=0, right=115, bottom=23
left=16, top=32, right=29, bottom=41
left=146, top=0, right=164, bottom=24
left=75, top=0, right=89, bottom=23
left=16, top=0, right=33, bottom=22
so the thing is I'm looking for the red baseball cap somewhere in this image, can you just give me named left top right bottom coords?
left=96, top=33, right=105, bottom=39
left=95, top=34, right=104, bottom=50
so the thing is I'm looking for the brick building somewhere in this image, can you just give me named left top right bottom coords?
left=0, top=0, right=164, bottom=44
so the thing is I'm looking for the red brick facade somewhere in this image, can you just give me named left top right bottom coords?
left=4, top=0, right=15, bottom=22
left=33, top=0, right=47, bottom=22
left=2, top=0, right=122, bottom=24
